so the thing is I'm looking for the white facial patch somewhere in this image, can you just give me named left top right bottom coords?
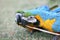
left=27, top=16, right=37, bottom=23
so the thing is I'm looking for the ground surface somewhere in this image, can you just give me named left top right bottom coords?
left=0, top=0, right=60, bottom=40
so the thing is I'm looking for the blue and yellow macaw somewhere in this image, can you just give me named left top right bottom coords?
left=17, top=5, right=60, bottom=32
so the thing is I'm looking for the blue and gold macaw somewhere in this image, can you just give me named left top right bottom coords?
left=16, top=5, right=60, bottom=32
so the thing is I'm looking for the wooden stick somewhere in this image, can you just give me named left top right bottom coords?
left=26, top=25, right=60, bottom=36
left=50, top=5, right=58, bottom=10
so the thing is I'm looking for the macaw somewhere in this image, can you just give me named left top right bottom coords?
left=16, top=5, right=60, bottom=32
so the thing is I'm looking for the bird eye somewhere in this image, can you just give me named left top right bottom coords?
left=30, top=16, right=33, bottom=18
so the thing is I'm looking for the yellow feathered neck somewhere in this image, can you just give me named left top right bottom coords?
left=35, top=15, right=55, bottom=32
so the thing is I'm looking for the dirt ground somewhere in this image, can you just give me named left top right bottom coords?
left=0, top=0, right=60, bottom=40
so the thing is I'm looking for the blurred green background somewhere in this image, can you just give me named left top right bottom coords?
left=0, top=0, right=60, bottom=40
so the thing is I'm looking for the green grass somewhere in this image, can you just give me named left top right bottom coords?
left=0, top=0, right=60, bottom=40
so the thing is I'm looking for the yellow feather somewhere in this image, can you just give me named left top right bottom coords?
left=35, top=15, right=56, bottom=32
